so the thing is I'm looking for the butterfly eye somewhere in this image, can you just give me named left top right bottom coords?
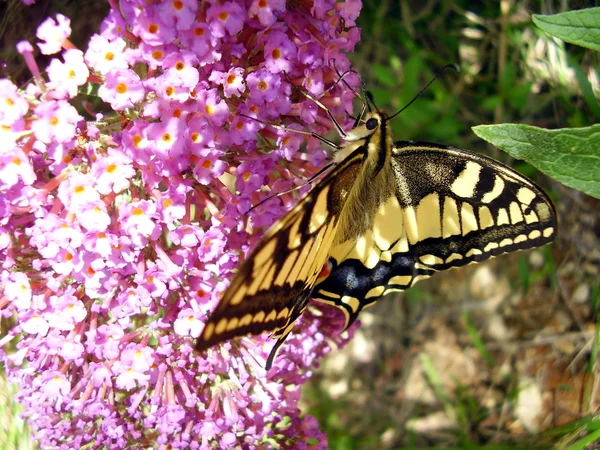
left=366, top=118, right=378, bottom=130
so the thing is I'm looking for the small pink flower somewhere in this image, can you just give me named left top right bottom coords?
left=123, top=345, right=155, bottom=372
left=160, top=0, right=198, bottom=31
left=0, top=148, right=36, bottom=188
left=264, top=31, right=297, bottom=73
left=174, top=308, right=203, bottom=338
left=210, top=66, right=246, bottom=98
left=146, top=117, right=186, bottom=159
left=91, top=149, right=135, bottom=195
left=130, top=6, right=176, bottom=46
left=31, top=100, right=82, bottom=144
left=0, top=79, right=29, bottom=125
left=77, top=200, right=111, bottom=232
left=249, top=0, right=286, bottom=26
left=49, top=292, right=87, bottom=331
left=207, top=2, right=245, bottom=38
left=118, top=201, right=160, bottom=248
left=2, top=272, right=32, bottom=311
left=86, top=323, right=125, bottom=360
left=47, top=49, right=90, bottom=99
left=197, top=227, right=226, bottom=263
left=56, top=171, right=101, bottom=212
left=193, top=150, right=227, bottom=185
left=179, top=23, right=218, bottom=63
left=84, top=35, right=129, bottom=75
left=195, top=88, right=229, bottom=126
left=98, top=69, right=145, bottom=110
left=163, top=51, right=200, bottom=88
left=41, top=372, right=71, bottom=400
left=22, top=313, right=49, bottom=335
left=246, top=68, right=281, bottom=103
left=36, top=13, right=71, bottom=55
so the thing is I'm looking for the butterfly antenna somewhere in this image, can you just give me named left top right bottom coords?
left=330, top=61, right=369, bottom=118
left=388, top=63, right=459, bottom=121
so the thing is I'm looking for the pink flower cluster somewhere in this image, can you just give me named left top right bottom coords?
left=0, top=0, right=362, bottom=448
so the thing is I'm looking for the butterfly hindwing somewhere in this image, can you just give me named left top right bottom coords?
left=313, top=141, right=556, bottom=328
left=195, top=149, right=367, bottom=357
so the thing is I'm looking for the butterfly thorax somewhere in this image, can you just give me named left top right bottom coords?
left=333, top=112, right=396, bottom=245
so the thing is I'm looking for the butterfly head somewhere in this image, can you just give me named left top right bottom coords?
left=344, top=111, right=387, bottom=142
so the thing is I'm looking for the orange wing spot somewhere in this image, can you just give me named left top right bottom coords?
left=316, top=260, right=332, bottom=283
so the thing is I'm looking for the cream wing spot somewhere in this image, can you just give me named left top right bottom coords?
left=372, top=196, right=404, bottom=250
left=265, top=309, right=277, bottom=322
left=536, top=203, right=552, bottom=221
left=496, top=208, right=510, bottom=226
left=308, top=188, right=330, bottom=233
left=419, top=254, right=444, bottom=266
left=389, top=275, right=412, bottom=287
left=364, top=248, right=381, bottom=269
left=543, top=227, right=554, bottom=238
left=446, top=253, right=463, bottom=263
left=226, top=317, right=239, bottom=331
left=341, top=295, right=360, bottom=313
left=460, top=203, right=478, bottom=235
left=499, top=238, right=513, bottom=247
left=466, top=248, right=483, bottom=257
left=353, top=234, right=371, bottom=261
left=275, top=250, right=298, bottom=287
left=391, top=236, right=409, bottom=254
left=383, top=288, right=404, bottom=295
left=442, top=196, right=461, bottom=238
left=403, top=206, right=419, bottom=244
left=416, top=193, right=442, bottom=239
left=215, top=318, right=227, bottom=335
left=288, top=215, right=304, bottom=249
left=484, top=242, right=499, bottom=252
left=252, top=311, right=265, bottom=323
left=203, top=322, right=215, bottom=340
left=450, top=161, right=481, bottom=198
left=365, top=286, right=385, bottom=299
left=479, top=206, right=494, bottom=230
left=412, top=274, right=430, bottom=285
left=509, top=201, right=523, bottom=224
left=380, top=250, right=392, bottom=262
left=277, top=308, right=290, bottom=319
left=230, top=287, right=247, bottom=306
left=482, top=176, right=505, bottom=203
left=239, top=314, right=252, bottom=327
left=317, top=289, right=341, bottom=299
left=529, top=230, right=541, bottom=239
left=524, top=209, right=539, bottom=224
left=514, top=234, right=528, bottom=244
left=517, top=187, right=536, bottom=205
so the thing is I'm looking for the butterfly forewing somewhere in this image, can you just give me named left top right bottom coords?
left=313, top=141, right=556, bottom=328
left=195, top=149, right=366, bottom=355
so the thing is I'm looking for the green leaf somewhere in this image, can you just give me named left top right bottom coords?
left=472, top=123, right=600, bottom=198
left=532, top=8, right=600, bottom=51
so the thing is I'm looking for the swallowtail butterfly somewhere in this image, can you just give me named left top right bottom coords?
left=195, top=81, right=557, bottom=369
